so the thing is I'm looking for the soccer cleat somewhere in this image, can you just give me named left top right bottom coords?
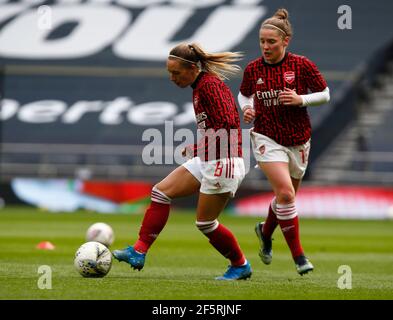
left=215, top=262, right=252, bottom=281
left=112, top=246, right=146, bottom=271
left=295, top=255, right=314, bottom=275
left=254, top=222, right=273, bottom=265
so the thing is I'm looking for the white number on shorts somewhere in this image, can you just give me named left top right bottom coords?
left=299, top=149, right=309, bottom=164
left=214, top=159, right=235, bottom=178
left=214, top=161, right=224, bottom=177
left=299, top=150, right=305, bottom=163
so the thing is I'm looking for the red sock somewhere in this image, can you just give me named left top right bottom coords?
left=262, top=200, right=278, bottom=239
left=198, top=221, right=246, bottom=266
left=134, top=201, right=170, bottom=253
left=276, top=203, right=304, bottom=259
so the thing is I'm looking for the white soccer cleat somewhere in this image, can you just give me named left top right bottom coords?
left=295, top=255, right=314, bottom=275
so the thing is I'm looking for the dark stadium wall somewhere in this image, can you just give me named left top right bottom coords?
left=1, top=0, right=393, bottom=183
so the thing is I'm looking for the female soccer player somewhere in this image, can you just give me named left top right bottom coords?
left=113, top=43, right=251, bottom=280
left=238, top=8, right=330, bottom=275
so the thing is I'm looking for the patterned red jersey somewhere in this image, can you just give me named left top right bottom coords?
left=240, top=52, right=327, bottom=146
left=190, top=72, right=242, bottom=160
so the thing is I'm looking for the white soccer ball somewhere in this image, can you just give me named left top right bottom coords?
left=74, top=241, right=112, bottom=278
left=86, top=222, right=114, bottom=247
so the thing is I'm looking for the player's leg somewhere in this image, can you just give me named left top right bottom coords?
left=134, top=165, right=200, bottom=252
left=259, top=161, right=312, bottom=274
left=260, top=174, right=301, bottom=242
left=286, top=142, right=314, bottom=274
left=197, top=192, right=244, bottom=266
left=254, top=195, right=277, bottom=265
left=195, top=191, right=251, bottom=280
left=288, top=176, right=313, bottom=273
left=291, top=177, right=302, bottom=193
left=113, top=166, right=200, bottom=270
left=250, top=132, right=281, bottom=264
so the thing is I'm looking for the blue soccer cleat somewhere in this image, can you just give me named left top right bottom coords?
left=295, top=255, right=314, bottom=275
left=215, top=262, right=252, bottom=280
left=112, top=246, right=146, bottom=271
left=255, top=222, right=273, bottom=265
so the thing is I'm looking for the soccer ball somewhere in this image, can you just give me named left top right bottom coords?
left=86, top=222, right=114, bottom=247
left=74, top=241, right=112, bottom=278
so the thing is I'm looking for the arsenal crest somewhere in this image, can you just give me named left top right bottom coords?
left=284, top=71, right=295, bottom=84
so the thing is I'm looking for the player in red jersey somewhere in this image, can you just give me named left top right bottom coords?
left=238, top=8, right=330, bottom=275
left=113, top=43, right=251, bottom=280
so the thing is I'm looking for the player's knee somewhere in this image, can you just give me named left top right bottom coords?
left=275, top=187, right=295, bottom=204
left=270, top=197, right=277, bottom=213
left=195, top=220, right=219, bottom=235
left=154, top=181, right=170, bottom=195
left=151, top=185, right=172, bottom=205
left=154, top=181, right=181, bottom=199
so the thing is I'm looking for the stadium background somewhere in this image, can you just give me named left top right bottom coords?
left=1, top=0, right=393, bottom=217
left=1, top=0, right=393, bottom=302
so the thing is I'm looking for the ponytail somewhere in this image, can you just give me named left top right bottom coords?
left=168, top=43, right=243, bottom=80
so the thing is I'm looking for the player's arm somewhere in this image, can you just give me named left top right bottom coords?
left=238, top=92, right=255, bottom=123
left=300, top=87, right=330, bottom=107
left=239, top=64, right=256, bottom=123
left=278, top=87, right=330, bottom=107
left=238, top=92, right=254, bottom=112
left=183, top=83, right=228, bottom=158
left=279, top=55, right=331, bottom=107
left=192, top=82, right=236, bottom=158
left=301, top=56, right=330, bottom=107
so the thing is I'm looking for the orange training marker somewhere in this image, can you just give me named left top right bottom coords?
left=36, top=241, right=56, bottom=250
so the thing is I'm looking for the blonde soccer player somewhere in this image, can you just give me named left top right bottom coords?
left=114, top=43, right=251, bottom=280
left=238, top=8, right=330, bottom=275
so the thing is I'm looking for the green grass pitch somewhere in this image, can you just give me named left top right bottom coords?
left=1, top=206, right=392, bottom=300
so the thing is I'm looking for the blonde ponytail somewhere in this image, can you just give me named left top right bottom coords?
left=168, top=43, right=243, bottom=80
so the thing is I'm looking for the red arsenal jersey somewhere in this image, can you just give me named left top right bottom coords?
left=190, top=72, right=242, bottom=160
left=240, top=52, right=327, bottom=146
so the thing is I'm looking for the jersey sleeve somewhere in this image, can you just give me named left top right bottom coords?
left=239, top=63, right=254, bottom=97
left=192, top=81, right=235, bottom=158
left=198, top=81, right=238, bottom=131
left=302, top=57, right=327, bottom=93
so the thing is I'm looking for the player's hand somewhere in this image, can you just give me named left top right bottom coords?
left=243, top=107, right=255, bottom=124
left=278, top=87, right=303, bottom=106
